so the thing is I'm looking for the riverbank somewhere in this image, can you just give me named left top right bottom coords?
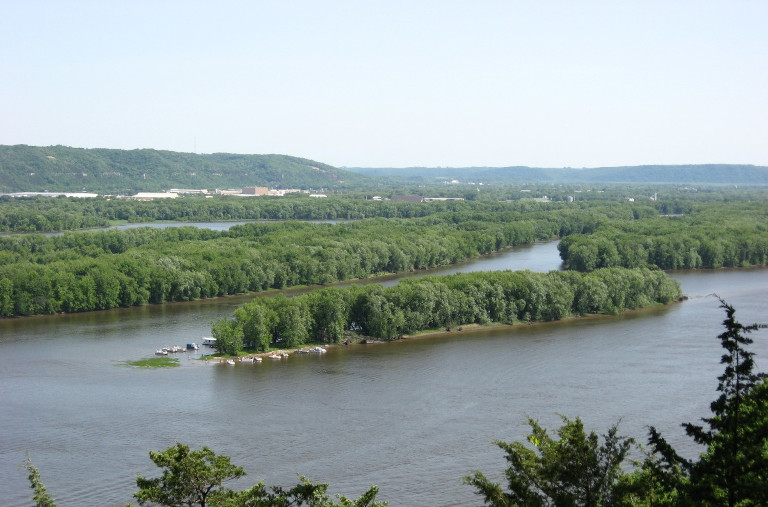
left=205, top=299, right=685, bottom=363
left=382, top=300, right=685, bottom=343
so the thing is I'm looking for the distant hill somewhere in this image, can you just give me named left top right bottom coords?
left=348, top=164, right=768, bottom=185
left=0, top=145, right=368, bottom=194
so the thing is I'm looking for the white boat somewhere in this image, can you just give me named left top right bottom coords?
left=201, top=337, right=216, bottom=347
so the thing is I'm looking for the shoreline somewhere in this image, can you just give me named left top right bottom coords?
left=392, top=300, right=685, bottom=342
left=205, top=299, right=685, bottom=361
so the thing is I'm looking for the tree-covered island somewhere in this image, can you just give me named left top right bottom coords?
left=211, top=268, right=682, bottom=355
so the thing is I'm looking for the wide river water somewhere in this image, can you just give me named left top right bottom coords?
left=1, top=236, right=767, bottom=506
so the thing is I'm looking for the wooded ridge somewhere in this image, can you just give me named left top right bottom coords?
left=0, top=145, right=368, bottom=193
left=3, top=145, right=768, bottom=195
left=349, top=164, right=768, bottom=184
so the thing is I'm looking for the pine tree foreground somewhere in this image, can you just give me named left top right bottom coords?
left=465, top=298, right=767, bottom=506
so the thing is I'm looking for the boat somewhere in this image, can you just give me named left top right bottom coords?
left=201, top=337, right=216, bottom=347
left=186, top=343, right=199, bottom=350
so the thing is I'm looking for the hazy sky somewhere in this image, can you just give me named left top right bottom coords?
left=2, top=1, right=766, bottom=168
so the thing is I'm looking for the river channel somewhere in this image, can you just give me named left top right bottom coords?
left=1, top=237, right=766, bottom=506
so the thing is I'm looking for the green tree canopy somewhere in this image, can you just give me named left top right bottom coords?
left=465, top=416, right=633, bottom=506
left=135, top=442, right=246, bottom=507
left=133, top=442, right=386, bottom=507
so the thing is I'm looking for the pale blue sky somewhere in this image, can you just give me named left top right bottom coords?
left=2, top=1, right=766, bottom=168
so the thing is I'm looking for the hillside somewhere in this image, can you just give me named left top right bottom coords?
left=0, top=145, right=368, bottom=194
left=348, top=164, right=768, bottom=185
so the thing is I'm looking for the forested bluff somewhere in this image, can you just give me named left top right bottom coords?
left=3, top=145, right=768, bottom=195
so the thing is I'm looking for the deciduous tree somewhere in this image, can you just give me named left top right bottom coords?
left=465, top=416, right=633, bottom=506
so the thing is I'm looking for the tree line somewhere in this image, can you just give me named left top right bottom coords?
left=558, top=202, right=768, bottom=270
left=0, top=203, right=622, bottom=317
left=1, top=199, right=766, bottom=318
left=0, top=194, right=605, bottom=233
left=211, top=268, right=682, bottom=354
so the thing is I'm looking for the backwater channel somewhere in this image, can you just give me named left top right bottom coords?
left=1, top=228, right=767, bottom=506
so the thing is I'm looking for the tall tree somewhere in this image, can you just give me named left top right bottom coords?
left=644, top=298, right=768, bottom=506
left=465, top=416, right=633, bottom=506
left=211, top=318, right=244, bottom=356
left=135, top=443, right=245, bottom=507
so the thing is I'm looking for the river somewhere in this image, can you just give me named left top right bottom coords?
left=1, top=240, right=766, bottom=506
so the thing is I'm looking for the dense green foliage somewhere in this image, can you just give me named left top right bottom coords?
left=0, top=145, right=367, bottom=193
left=558, top=202, right=768, bottom=270
left=0, top=201, right=622, bottom=317
left=0, top=196, right=111, bottom=232
left=0, top=194, right=610, bottom=233
left=133, top=442, right=385, bottom=507
left=1, top=197, right=766, bottom=319
left=135, top=443, right=246, bottom=507
left=212, top=268, right=681, bottom=354
left=465, top=301, right=768, bottom=506
left=465, top=416, right=633, bottom=506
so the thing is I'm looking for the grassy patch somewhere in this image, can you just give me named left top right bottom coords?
left=125, top=357, right=180, bottom=368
